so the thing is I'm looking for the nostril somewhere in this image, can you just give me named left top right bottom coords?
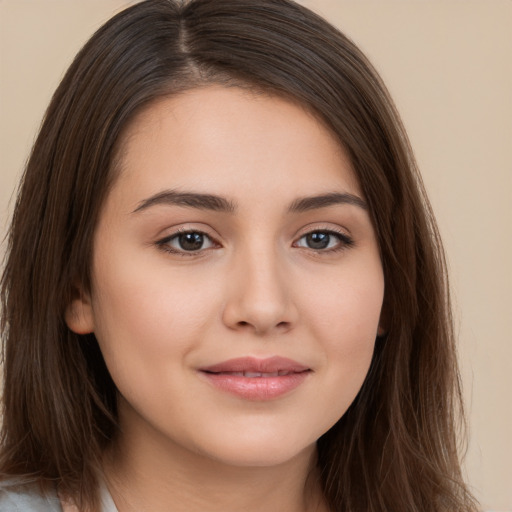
left=234, top=320, right=291, bottom=331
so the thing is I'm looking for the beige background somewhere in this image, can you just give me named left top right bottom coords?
left=1, top=1, right=511, bottom=510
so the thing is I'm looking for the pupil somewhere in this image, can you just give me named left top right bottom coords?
left=307, top=232, right=330, bottom=249
left=179, top=232, right=203, bottom=251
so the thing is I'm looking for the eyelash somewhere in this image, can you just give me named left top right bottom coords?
left=156, top=228, right=354, bottom=257
left=293, top=228, right=354, bottom=253
left=156, top=228, right=218, bottom=256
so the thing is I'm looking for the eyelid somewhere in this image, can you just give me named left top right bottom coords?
left=293, top=223, right=352, bottom=240
left=153, top=223, right=354, bottom=257
left=292, top=225, right=354, bottom=252
left=155, top=226, right=221, bottom=256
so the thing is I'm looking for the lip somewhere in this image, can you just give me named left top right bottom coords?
left=199, top=356, right=311, bottom=401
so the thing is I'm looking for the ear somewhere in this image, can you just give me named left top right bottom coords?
left=65, top=285, right=95, bottom=334
left=377, top=300, right=389, bottom=338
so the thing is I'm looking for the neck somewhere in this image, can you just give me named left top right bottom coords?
left=103, top=405, right=327, bottom=512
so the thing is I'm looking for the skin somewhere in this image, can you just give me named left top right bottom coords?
left=66, top=86, right=384, bottom=512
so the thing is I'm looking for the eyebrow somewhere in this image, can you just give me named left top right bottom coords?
left=133, top=190, right=236, bottom=213
left=132, top=189, right=367, bottom=214
left=288, top=192, right=367, bottom=212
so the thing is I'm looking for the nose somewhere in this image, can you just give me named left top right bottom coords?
left=222, top=246, right=298, bottom=336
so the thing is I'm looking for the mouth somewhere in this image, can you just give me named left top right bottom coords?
left=204, top=370, right=302, bottom=377
left=198, top=357, right=311, bottom=401
left=200, top=356, right=310, bottom=374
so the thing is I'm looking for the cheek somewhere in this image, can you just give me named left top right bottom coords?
left=302, top=256, right=384, bottom=342
left=299, top=258, right=384, bottom=409
left=89, top=248, right=221, bottom=371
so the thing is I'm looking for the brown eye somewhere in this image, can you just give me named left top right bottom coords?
left=295, top=230, right=354, bottom=251
left=158, top=230, right=216, bottom=254
left=177, top=232, right=206, bottom=251
left=304, top=232, right=331, bottom=249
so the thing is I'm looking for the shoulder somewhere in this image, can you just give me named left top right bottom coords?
left=0, top=480, right=62, bottom=512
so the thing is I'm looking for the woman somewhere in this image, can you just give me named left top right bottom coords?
left=0, top=0, right=479, bottom=510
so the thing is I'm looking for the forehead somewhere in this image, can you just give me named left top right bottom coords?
left=111, top=85, right=362, bottom=208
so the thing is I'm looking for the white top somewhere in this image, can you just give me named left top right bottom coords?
left=99, top=480, right=119, bottom=512
left=0, top=479, right=119, bottom=512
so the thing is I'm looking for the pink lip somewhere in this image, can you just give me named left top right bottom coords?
left=199, top=357, right=311, bottom=401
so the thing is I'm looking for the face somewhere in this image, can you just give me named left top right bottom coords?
left=67, top=86, right=384, bottom=468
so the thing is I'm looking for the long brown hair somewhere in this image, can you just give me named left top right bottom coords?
left=1, top=0, right=478, bottom=510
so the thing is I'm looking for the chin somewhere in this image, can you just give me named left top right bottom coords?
left=208, top=442, right=316, bottom=469
left=187, top=427, right=320, bottom=469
